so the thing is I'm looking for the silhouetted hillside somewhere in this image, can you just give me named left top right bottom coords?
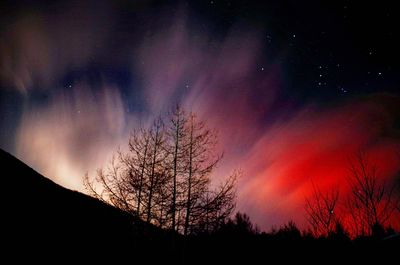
left=1, top=149, right=173, bottom=261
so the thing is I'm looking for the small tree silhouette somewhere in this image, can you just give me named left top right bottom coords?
left=346, top=151, right=397, bottom=237
left=305, top=183, right=340, bottom=237
left=217, top=212, right=258, bottom=236
left=327, top=222, right=350, bottom=241
left=275, top=221, right=301, bottom=240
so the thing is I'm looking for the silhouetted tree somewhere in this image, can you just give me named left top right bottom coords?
left=274, top=221, right=301, bottom=240
left=167, top=106, right=187, bottom=231
left=143, top=119, right=167, bottom=223
left=396, top=150, right=400, bottom=213
left=395, top=171, right=400, bottom=214
left=84, top=119, right=168, bottom=225
left=84, top=106, right=237, bottom=234
left=305, top=183, right=340, bottom=237
left=346, top=152, right=397, bottom=237
left=217, top=212, right=258, bottom=236
left=84, top=155, right=134, bottom=214
left=327, top=222, right=350, bottom=241
left=195, top=174, right=237, bottom=234
left=125, top=128, right=151, bottom=217
left=181, top=113, right=235, bottom=235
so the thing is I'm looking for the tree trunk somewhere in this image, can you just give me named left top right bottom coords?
left=172, top=117, right=179, bottom=231
left=184, top=117, right=194, bottom=236
left=147, top=127, right=160, bottom=223
left=137, top=138, right=149, bottom=215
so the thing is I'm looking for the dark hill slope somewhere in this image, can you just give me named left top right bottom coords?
left=1, top=149, right=170, bottom=260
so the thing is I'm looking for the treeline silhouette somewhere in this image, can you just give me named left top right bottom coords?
left=183, top=212, right=398, bottom=264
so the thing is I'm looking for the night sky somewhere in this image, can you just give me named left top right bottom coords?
left=1, top=0, right=399, bottom=230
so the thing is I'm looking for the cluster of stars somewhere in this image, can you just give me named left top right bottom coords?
left=316, top=65, right=328, bottom=87
left=204, top=0, right=393, bottom=101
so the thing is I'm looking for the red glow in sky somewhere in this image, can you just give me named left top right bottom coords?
left=235, top=95, right=400, bottom=230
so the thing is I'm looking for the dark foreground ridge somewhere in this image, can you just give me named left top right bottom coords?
left=1, top=149, right=173, bottom=261
left=2, top=149, right=398, bottom=263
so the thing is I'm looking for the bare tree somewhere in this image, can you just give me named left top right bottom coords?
left=128, top=129, right=150, bottom=216
left=346, top=152, right=396, bottom=236
left=396, top=180, right=400, bottom=213
left=84, top=119, right=168, bottom=225
left=395, top=150, right=400, bottom=213
left=305, top=183, right=340, bottom=237
left=84, top=154, right=135, bottom=215
left=117, top=128, right=152, bottom=217
left=144, top=118, right=167, bottom=223
left=182, top=113, right=221, bottom=235
left=167, top=105, right=187, bottom=231
left=196, top=172, right=237, bottom=233
left=84, top=106, right=237, bottom=234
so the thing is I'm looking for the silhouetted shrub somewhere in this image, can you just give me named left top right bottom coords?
left=274, top=221, right=302, bottom=241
